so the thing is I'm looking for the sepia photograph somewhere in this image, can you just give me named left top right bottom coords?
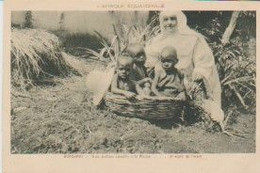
left=9, top=10, right=256, bottom=154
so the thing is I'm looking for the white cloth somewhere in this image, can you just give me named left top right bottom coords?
left=86, top=66, right=115, bottom=106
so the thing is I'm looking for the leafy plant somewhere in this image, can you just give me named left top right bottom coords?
left=84, top=20, right=160, bottom=65
left=192, top=12, right=256, bottom=110
left=211, top=40, right=255, bottom=109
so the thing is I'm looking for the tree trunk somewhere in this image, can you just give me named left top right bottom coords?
left=221, top=11, right=240, bottom=45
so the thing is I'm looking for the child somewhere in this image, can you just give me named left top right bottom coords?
left=110, top=55, right=137, bottom=99
left=151, top=46, right=186, bottom=100
left=125, top=43, right=147, bottom=81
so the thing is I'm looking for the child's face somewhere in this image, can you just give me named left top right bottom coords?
left=133, top=52, right=146, bottom=65
left=161, top=58, right=177, bottom=70
left=117, top=63, right=132, bottom=79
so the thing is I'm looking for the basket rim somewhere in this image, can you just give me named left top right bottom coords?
left=105, top=92, right=186, bottom=102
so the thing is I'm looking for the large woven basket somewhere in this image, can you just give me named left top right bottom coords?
left=105, top=92, right=187, bottom=120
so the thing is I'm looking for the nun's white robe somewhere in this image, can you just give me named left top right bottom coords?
left=145, top=11, right=223, bottom=123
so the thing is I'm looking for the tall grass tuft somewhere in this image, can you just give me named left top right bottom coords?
left=11, top=28, right=74, bottom=90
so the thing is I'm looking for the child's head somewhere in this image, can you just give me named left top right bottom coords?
left=117, top=55, right=134, bottom=79
left=160, top=46, right=178, bottom=70
left=125, top=43, right=146, bottom=65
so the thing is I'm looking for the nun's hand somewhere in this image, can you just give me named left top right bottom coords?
left=192, top=72, right=203, bottom=82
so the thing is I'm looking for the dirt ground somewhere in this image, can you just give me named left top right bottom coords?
left=11, top=55, right=256, bottom=154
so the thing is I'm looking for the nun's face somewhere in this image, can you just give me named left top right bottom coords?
left=161, top=15, right=177, bottom=33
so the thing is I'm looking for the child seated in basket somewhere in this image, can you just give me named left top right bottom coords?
left=111, top=55, right=137, bottom=99
left=151, top=46, right=186, bottom=100
left=124, top=43, right=154, bottom=97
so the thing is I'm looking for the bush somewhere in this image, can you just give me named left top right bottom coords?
left=189, top=12, right=256, bottom=110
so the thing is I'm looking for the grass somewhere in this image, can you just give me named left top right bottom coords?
left=11, top=28, right=75, bottom=90
left=11, top=59, right=256, bottom=154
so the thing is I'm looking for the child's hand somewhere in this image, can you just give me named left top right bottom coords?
left=124, top=92, right=136, bottom=99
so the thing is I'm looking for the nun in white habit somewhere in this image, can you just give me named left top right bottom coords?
left=145, top=11, right=225, bottom=126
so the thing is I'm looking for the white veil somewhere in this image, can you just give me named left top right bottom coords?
left=159, top=11, right=195, bottom=36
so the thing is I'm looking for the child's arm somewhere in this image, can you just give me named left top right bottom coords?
left=135, top=83, right=144, bottom=95
left=111, top=74, right=136, bottom=98
left=151, top=72, right=163, bottom=97
left=136, top=77, right=152, bottom=85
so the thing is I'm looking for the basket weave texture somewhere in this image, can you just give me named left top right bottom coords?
left=105, top=92, right=186, bottom=120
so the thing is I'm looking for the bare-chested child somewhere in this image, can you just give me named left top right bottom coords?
left=110, top=55, right=137, bottom=99
left=124, top=43, right=154, bottom=97
left=151, top=46, right=186, bottom=100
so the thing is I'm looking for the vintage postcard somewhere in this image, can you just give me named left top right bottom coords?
left=3, top=0, right=260, bottom=172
